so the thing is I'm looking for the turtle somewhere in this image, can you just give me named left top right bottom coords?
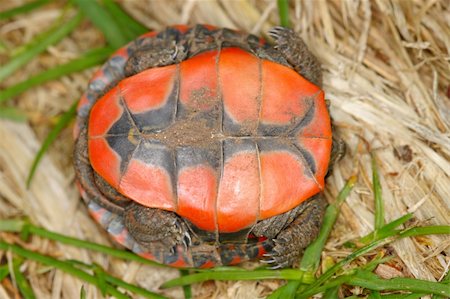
left=74, top=24, right=342, bottom=269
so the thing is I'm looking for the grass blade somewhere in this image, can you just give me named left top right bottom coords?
left=11, top=258, right=36, bottom=299
left=0, top=242, right=129, bottom=299
left=378, top=293, right=425, bottom=299
left=0, top=47, right=113, bottom=103
left=0, top=0, right=50, bottom=20
left=0, top=219, right=163, bottom=267
left=399, top=226, right=450, bottom=238
left=372, top=153, right=385, bottom=230
left=359, top=213, right=413, bottom=245
left=26, top=101, right=78, bottom=187
left=105, top=273, right=168, bottom=299
left=277, top=0, right=290, bottom=28
left=73, top=0, right=128, bottom=49
left=179, top=270, right=193, bottom=299
left=267, top=176, right=357, bottom=298
left=322, top=286, right=339, bottom=298
left=300, top=175, right=357, bottom=272
left=0, top=265, right=10, bottom=281
left=161, top=269, right=309, bottom=289
left=434, top=269, right=449, bottom=299
left=101, top=0, right=148, bottom=38
left=348, top=270, right=450, bottom=297
left=0, top=106, right=27, bottom=121
left=0, top=12, right=82, bottom=82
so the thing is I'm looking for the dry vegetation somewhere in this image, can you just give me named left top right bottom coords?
left=0, top=0, right=449, bottom=298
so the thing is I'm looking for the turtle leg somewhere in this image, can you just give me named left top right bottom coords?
left=124, top=28, right=188, bottom=77
left=251, top=194, right=327, bottom=268
left=123, top=202, right=191, bottom=251
left=268, top=27, right=322, bottom=88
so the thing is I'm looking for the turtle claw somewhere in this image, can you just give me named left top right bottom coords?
left=260, top=258, right=276, bottom=264
left=268, top=26, right=289, bottom=41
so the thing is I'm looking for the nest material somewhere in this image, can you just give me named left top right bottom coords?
left=0, top=0, right=449, bottom=298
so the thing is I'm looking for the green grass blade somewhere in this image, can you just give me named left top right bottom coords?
left=179, top=270, right=193, bottom=299
left=359, top=213, right=413, bottom=245
left=161, top=269, right=309, bottom=289
left=378, top=293, right=425, bottom=299
left=26, top=101, right=78, bottom=187
left=399, top=226, right=450, bottom=238
left=0, top=0, right=50, bottom=20
left=0, top=219, right=164, bottom=267
left=301, top=236, right=396, bottom=296
left=267, top=280, right=301, bottom=299
left=372, top=153, right=385, bottom=231
left=434, top=269, right=449, bottom=299
left=0, top=265, right=10, bottom=281
left=0, top=242, right=129, bottom=298
left=0, top=47, right=113, bottom=104
left=80, top=286, right=87, bottom=299
left=101, top=0, right=148, bottom=38
left=0, top=106, right=27, bottom=121
left=296, top=273, right=355, bottom=299
left=73, top=0, right=128, bottom=49
left=322, top=286, right=339, bottom=298
left=277, top=0, right=290, bottom=28
left=0, top=12, right=82, bottom=82
left=300, top=175, right=357, bottom=272
left=12, top=258, right=36, bottom=299
left=268, top=176, right=357, bottom=298
left=105, top=274, right=168, bottom=299
left=348, top=270, right=450, bottom=297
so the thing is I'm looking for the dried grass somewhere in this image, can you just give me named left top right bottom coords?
left=0, top=0, right=449, bottom=298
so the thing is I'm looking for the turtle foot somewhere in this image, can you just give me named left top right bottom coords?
left=263, top=195, right=327, bottom=268
left=268, top=26, right=322, bottom=87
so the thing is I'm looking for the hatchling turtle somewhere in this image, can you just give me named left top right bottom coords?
left=74, top=24, right=339, bottom=268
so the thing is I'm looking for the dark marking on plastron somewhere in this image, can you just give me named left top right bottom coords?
left=133, top=140, right=175, bottom=174
left=176, top=145, right=221, bottom=169
left=106, top=105, right=136, bottom=136
left=223, top=138, right=257, bottom=159
left=286, top=97, right=315, bottom=135
left=256, top=138, right=293, bottom=153
left=222, top=108, right=259, bottom=136
left=292, top=144, right=317, bottom=176
left=257, top=123, right=292, bottom=136
left=131, top=73, right=179, bottom=133
left=105, top=135, right=140, bottom=173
